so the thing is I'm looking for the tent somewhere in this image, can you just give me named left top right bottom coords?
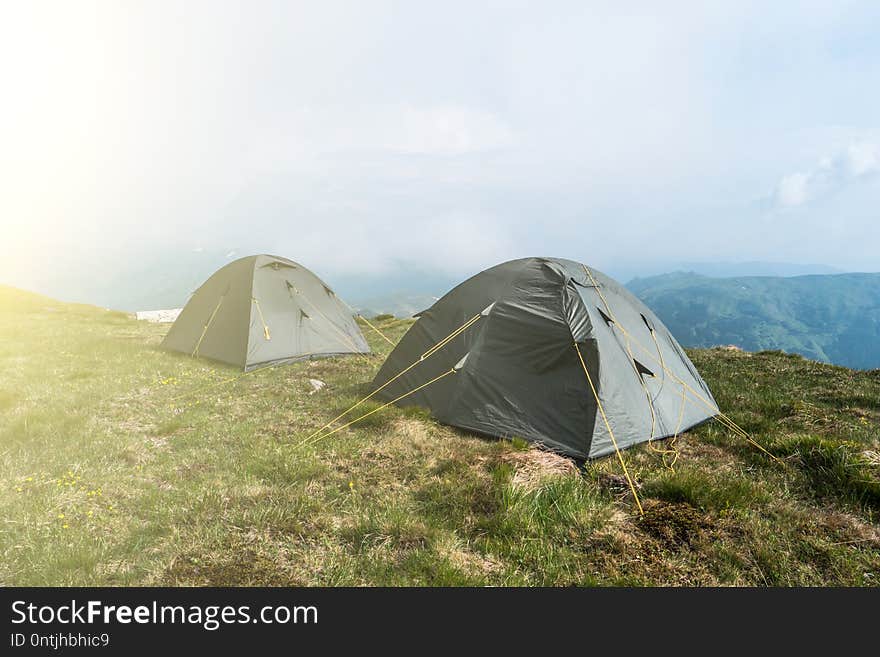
left=162, top=254, right=369, bottom=370
left=371, top=257, right=717, bottom=459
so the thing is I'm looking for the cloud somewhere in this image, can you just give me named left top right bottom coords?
left=265, top=208, right=520, bottom=279
left=381, top=105, right=515, bottom=156
left=5, top=1, right=880, bottom=298
left=773, top=140, right=879, bottom=208
left=256, top=103, right=515, bottom=162
left=847, top=141, right=879, bottom=176
left=776, top=172, right=812, bottom=207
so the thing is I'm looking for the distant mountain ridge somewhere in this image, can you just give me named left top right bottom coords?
left=627, top=272, right=880, bottom=369
left=672, top=261, right=845, bottom=278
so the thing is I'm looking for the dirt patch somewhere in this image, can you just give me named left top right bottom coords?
left=392, top=417, right=432, bottom=443
left=812, top=506, right=880, bottom=547
left=584, top=509, right=641, bottom=550
left=436, top=539, right=501, bottom=577
left=163, top=546, right=299, bottom=586
left=675, top=439, right=738, bottom=467
left=637, top=500, right=712, bottom=547
left=502, top=447, right=578, bottom=490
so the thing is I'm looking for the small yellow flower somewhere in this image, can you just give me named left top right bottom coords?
left=62, top=523, right=69, bottom=529
left=348, top=481, right=354, bottom=490
left=87, top=511, right=93, bottom=517
left=57, top=513, right=64, bottom=519
left=16, top=486, right=22, bottom=492
left=25, top=477, right=33, bottom=482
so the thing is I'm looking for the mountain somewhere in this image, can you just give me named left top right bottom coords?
left=673, top=261, right=845, bottom=278
left=627, top=272, right=880, bottom=370
left=352, top=293, right=440, bottom=318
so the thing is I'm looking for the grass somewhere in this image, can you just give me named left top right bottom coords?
left=0, top=285, right=878, bottom=586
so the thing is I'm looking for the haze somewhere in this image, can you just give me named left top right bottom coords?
left=1, top=1, right=878, bottom=306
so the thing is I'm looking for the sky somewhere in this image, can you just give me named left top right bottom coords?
left=1, top=1, right=879, bottom=305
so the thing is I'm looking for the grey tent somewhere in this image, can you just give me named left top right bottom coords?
left=162, top=254, right=369, bottom=370
left=371, top=257, right=717, bottom=459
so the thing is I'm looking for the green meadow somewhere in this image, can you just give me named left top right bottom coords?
left=1, top=285, right=877, bottom=586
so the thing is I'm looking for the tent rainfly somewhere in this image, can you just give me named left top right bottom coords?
left=162, top=254, right=369, bottom=370
left=371, top=257, right=717, bottom=459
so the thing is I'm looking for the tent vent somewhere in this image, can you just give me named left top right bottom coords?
left=300, top=309, right=311, bottom=320
left=262, top=261, right=296, bottom=270
left=634, top=359, right=655, bottom=378
left=596, top=307, right=614, bottom=326
left=640, top=313, right=654, bottom=332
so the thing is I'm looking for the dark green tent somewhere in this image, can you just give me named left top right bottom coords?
left=371, top=257, right=716, bottom=459
left=162, top=254, right=369, bottom=370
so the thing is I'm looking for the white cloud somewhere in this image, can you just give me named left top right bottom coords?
left=269, top=209, right=519, bottom=279
left=776, top=172, right=812, bottom=207
left=388, top=105, right=514, bottom=155
left=395, top=210, right=520, bottom=274
left=4, top=1, right=880, bottom=295
left=846, top=142, right=879, bottom=176
left=773, top=139, right=879, bottom=208
left=254, top=103, right=514, bottom=163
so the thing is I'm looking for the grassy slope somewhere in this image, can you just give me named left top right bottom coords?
left=0, top=286, right=878, bottom=586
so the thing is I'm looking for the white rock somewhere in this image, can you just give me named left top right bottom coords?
left=136, top=308, right=182, bottom=323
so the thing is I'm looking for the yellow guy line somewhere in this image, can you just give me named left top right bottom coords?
left=667, top=383, right=688, bottom=469
left=302, top=312, right=483, bottom=443
left=333, top=294, right=397, bottom=347
left=191, top=295, right=225, bottom=357
left=574, top=342, right=644, bottom=515
left=581, top=265, right=784, bottom=467
left=583, top=265, right=657, bottom=437
left=621, top=323, right=782, bottom=465
left=651, top=383, right=687, bottom=471
left=357, top=314, right=395, bottom=346
left=294, top=368, right=457, bottom=450
left=252, top=298, right=271, bottom=340
left=585, top=264, right=669, bottom=463
left=292, top=286, right=372, bottom=359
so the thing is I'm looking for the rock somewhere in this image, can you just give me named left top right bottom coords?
left=136, top=308, right=182, bottom=323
